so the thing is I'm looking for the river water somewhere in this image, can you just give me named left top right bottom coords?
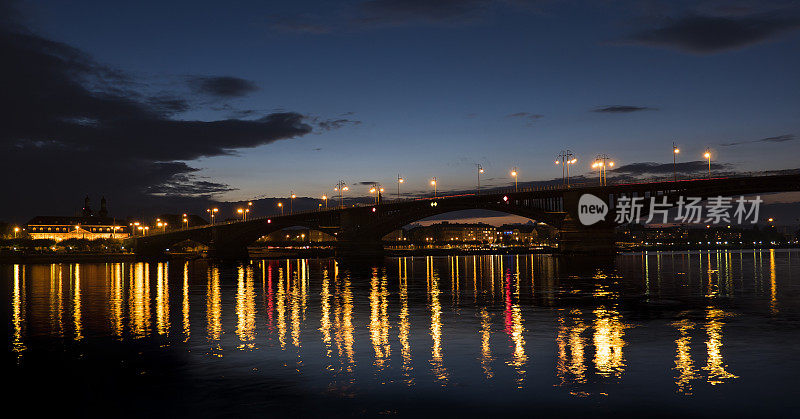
left=4, top=250, right=800, bottom=417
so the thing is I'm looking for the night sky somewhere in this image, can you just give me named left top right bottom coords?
left=2, top=0, right=799, bottom=222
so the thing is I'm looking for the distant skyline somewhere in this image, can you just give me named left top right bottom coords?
left=2, top=0, right=800, bottom=221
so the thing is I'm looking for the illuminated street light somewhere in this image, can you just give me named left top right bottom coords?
left=334, top=180, right=349, bottom=209
left=277, top=202, right=284, bottom=215
left=476, top=164, right=484, bottom=195
left=237, top=207, right=249, bottom=221
left=206, top=208, right=219, bottom=225
left=182, top=214, right=189, bottom=229
left=704, top=149, right=712, bottom=179
left=290, top=192, right=296, bottom=214
left=672, top=142, right=680, bottom=182
left=397, top=174, right=404, bottom=200
left=369, top=183, right=384, bottom=204
left=592, top=154, right=614, bottom=186
left=430, top=177, right=438, bottom=198
left=510, top=166, right=518, bottom=192
left=322, top=194, right=328, bottom=209
left=555, top=150, right=576, bottom=186
left=13, top=226, right=19, bottom=238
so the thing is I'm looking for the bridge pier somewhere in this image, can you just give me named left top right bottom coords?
left=557, top=214, right=616, bottom=255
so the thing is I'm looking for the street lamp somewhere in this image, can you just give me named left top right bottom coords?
left=322, top=194, right=328, bottom=209
left=182, top=214, right=189, bottom=229
left=510, top=167, right=518, bottom=192
left=290, top=192, right=296, bottom=214
left=206, top=208, right=219, bottom=225
left=430, top=177, right=438, bottom=198
left=555, top=150, right=576, bottom=186
left=237, top=208, right=249, bottom=221
left=672, top=142, right=680, bottom=181
left=157, top=221, right=167, bottom=233
left=277, top=202, right=284, bottom=215
left=476, top=164, right=484, bottom=195
left=704, top=149, right=712, bottom=179
left=247, top=201, right=253, bottom=217
left=334, top=180, right=349, bottom=209
left=13, top=226, right=19, bottom=238
left=591, top=154, right=614, bottom=186
left=397, top=174, right=404, bottom=200
left=369, top=183, right=385, bottom=205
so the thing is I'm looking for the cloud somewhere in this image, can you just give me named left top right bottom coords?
left=316, top=118, right=362, bottom=131
left=0, top=8, right=324, bottom=220
left=610, top=161, right=731, bottom=176
left=624, top=14, right=800, bottom=54
left=720, top=134, right=795, bottom=146
left=592, top=105, right=656, bottom=113
left=186, top=75, right=259, bottom=98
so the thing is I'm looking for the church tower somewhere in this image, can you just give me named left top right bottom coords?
left=99, top=196, right=108, bottom=218
left=82, top=196, right=93, bottom=217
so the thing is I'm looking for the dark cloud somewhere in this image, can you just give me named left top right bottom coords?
left=625, top=14, right=800, bottom=54
left=720, top=134, right=795, bottom=146
left=610, top=161, right=731, bottom=176
left=592, top=105, right=656, bottom=113
left=0, top=10, right=318, bottom=220
left=316, top=118, right=362, bottom=131
left=186, top=75, right=259, bottom=98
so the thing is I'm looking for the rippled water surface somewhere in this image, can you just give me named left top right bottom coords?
left=5, top=251, right=800, bottom=417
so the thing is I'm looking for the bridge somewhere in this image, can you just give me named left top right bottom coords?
left=130, top=172, right=800, bottom=259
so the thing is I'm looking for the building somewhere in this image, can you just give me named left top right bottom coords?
left=407, top=222, right=498, bottom=244
left=25, top=196, right=129, bottom=241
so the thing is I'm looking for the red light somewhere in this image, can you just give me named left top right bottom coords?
left=267, top=219, right=272, bottom=223
left=372, top=207, right=377, bottom=212
left=503, top=196, right=508, bottom=202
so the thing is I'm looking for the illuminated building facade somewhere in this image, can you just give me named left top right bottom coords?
left=25, top=196, right=128, bottom=241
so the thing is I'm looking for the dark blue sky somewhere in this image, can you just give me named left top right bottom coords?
left=2, top=0, right=799, bottom=220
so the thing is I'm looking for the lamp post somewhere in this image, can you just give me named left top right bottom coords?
left=237, top=208, right=249, bottom=221
left=182, top=214, right=189, bottom=229
left=511, top=166, right=518, bottom=192
left=591, top=154, right=614, bottom=186
left=334, top=180, right=349, bottom=209
left=555, top=150, right=576, bottom=186
left=322, top=194, right=328, bottom=209
left=13, top=227, right=19, bottom=238
left=277, top=202, right=284, bottom=215
left=290, top=192, right=296, bottom=214
left=397, top=174, right=404, bottom=200
left=476, top=164, right=484, bottom=195
left=430, top=177, right=438, bottom=198
left=704, top=149, right=712, bottom=179
left=206, top=208, right=219, bottom=225
left=672, top=142, right=680, bottom=182
left=369, top=183, right=384, bottom=205
left=247, top=201, right=253, bottom=217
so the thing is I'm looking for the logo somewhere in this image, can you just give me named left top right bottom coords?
left=578, top=194, right=608, bottom=226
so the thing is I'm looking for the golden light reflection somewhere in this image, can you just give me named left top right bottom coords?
left=130, top=263, right=151, bottom=338
left=703, top=308, right=738, bottom=385
left=369, top=268, right=391, bottom=369
left=320, top=267, right=332, bottom=357
left=73, top=263, right=83, bottom=341
left=556, top=310, right=587, bottom=385
left=156, top=262, right=170, bottom=336
left=333, top=268, right=355, bottom=367
left=277, top=265, right=287, bottom=349
left=769, top=249, right=778, bottom=314
left=480, top=308, right=493, bottom=379
left=207, top=265, right=222, bottom=350
left=399, top=265, right=413, bottom=382
left=183, top=262, right=190, bottom=341
left=12, top=264, right=26, bottom=356
left=290, top=262, right=302, bottom=348
left=428, top=258, right=448, bottom=383
left=592, top=307, right=627, bottom=378
left=236, top=265, right=257, bottom=349
left=51, top=264, right=64, bottom=337
left=111, top=263, right=123, bottom=338
left=673, top=319, right=699, bottom=394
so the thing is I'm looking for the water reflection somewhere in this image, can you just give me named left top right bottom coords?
left=5, top=251, right=791, bottom=397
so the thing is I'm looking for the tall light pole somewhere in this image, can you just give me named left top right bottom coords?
left=247, top=201, right=253, bottom=217
left=334, top=180, right=349, bottom=209
left=672, top=142, right=680, bottom=182
left=510, top=166, right=518, bottom=192
left=369, top=183, right=384, bottom=205
left=206, top=208, right=218, bottom=225
left=182, top=214, right=188, bottom=229
left=555, top=150, right=576, bottom=186
left=290, top=192, right=296, bottom=214
left=476, top=164, right=484, bottom=195
left=322, top=194, right=328, bottom=209
left=704, top=149, right=712, bottom=179
left=237, top=208, right=249, bottom=221
left=277, top=202, right=284, bottom=215
left=430, top=177, right=438, bottom=198
left=591, top=154, right=614, bottom=186
left=397, top=174, right=404, bottom=200
left=13, top=227, right=19, bottom=238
